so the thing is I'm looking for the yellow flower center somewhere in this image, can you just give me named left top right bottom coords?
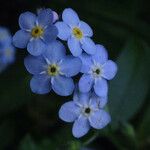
left=72, top=27, right=83, bottom=39
left=31, top=26, right=44, bottom=38
left=47, top=64, right=60, bottom=76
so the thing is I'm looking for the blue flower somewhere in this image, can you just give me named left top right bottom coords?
left=79, top=44, right=117, bottom=97
left=0, top=45, right=15, bottom=65
left=13, top=8, right=58, bottom=56
left=24, top=40, right=82, bottom=96
left=0, top=27, right=16, bottom=72
left=0, top=27, right=12, bottom=45
left=55, top=8, right=96, bottom=56
left=59, top=87, right=111, bottom=138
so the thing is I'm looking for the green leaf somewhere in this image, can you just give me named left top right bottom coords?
left=19, top=135, right=39, bottom=150
left=108, top=38, right=150, bottom=128
left=0, top=120, right=15, bottom=150
left=138, top=105, right=150, bottom=141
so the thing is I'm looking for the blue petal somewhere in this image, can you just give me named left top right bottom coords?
left=55, top=22, right=71, bottom=40
left=72, top=116, right=90, bottom=138
left=92, top=44, right=108, bottom=64
left=60, top=56, right=81, bottom=77
left=43, top=40, right=66, bottom=62
left=68, top=37, right=82, bottom=56
left=24, top=55, right=46, bottom=75
left=91, top=93, right=108, bottom=108
left=79, top=53, right=92, bottom=73
left=81, top=37, right=96, bottom=55
left=42, top=25, right=58, bottom=43
left=62, top=8, right=80, bottom=27
left=79, top=21, right=93, bottom=37
left=89, top=110, right=111, bottom=129
left=52, top=76, right=74, bottom=96
left=27, top=38, right=46, bottom=56
left=52, top=11, right=59, bottom=23
left=30, top=75, right=51, bottom=94
left=79, top=74, right=94, bottom=93
left=59, top=101, right=80, bottom=122
left=94, top=79, right=108, bottom=97
left=37, top=8, right=53, bottom=27
left=102, top=60, right=118, bottom=80
left=0, top=27, right=12, bottom=44
left=13, top=30, right=31, bottom=48
left=73, top=87, right=91, bottom=106
left=0, top=45, right=15, bottom=64
left=19, top=12, right=36, bottom=30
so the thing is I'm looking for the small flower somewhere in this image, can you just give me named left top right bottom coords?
left=13, top=9, right=58, bottom=56
left=24, top=40, right=82, bottom=96
left=55, top=8, right=96, bottom=56
left=59, top=87, right=110, bottom=138
left=79, top=44, right=117, bottom=97
left=0, top=27, right=16, bottom=72
left=0, top=27, right=12, bottom=45
left=0, top=45, right=15, bottom=65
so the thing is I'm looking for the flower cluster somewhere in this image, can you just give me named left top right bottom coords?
left=0, top=26, right=16, bottom=72
left=13, top=8, right=117, bottom=138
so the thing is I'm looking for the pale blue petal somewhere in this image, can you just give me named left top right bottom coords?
left=62, top=8, right=80, bottom=27
left=73, top=85, right=91, bottom=106
left=94, top=78, right=108, bottom=97
left=60, top=56, right=81, bottom=77
left=79, top=53, right=92, bottom=73
left=72, top=116, right=90, bottom=138
left=27, top=38, right=46, bottom=56
left=91, top=93, right=108, bottom=108
left=79, top=21, right=93, bottom=37
left=37, top=8, right=53, bottom=27
left=81, top=37, right=96, bottom=55
left=55, top=22, right=71, bottom=40
left=13, top=30, right=31, bottom=48
left=42, top=25, right=58, bottom=43
left=92, top=44, right=108, bottom=64
left=79, top=74, right=94, bottom=93
left=24, top=55, right=45, bottom=75
left=30, top=75, right=51, bottom=94
left=52, top=76, right=74, bottom=96
left=102, top=60, right=117, bottom=80
left=68, top=37, right=82, bottom=56
left=19, top=12, right=36, bottom=30
left=59, top=101, right=80, bottom=122
left=89, top=110, right=111, bottom=129
left=43, top=40, right=66, bottom=62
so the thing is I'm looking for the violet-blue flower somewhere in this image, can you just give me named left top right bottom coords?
left=24, top=40, right=81, bottom=96
left=55, top=8, right=96, bottom=56
left=0, top=27, right=16, bottom=72
left=13, top=8, right=58, bottom=56
left=79, top=44, right=117, bottom=97
left=59, top=87, right=110, bottom=138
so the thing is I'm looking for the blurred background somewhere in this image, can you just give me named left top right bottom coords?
left=0, top=0, right=150, bottom=149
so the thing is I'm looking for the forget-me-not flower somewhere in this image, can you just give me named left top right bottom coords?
left=79, top=44, right=117, bottom=97
left=59, top=86, right=111, bottom=138
left=0, top=27, right=12, bottom=45
left=13, top=8, right=58, bottom=56
left=24, top=40, right=81, bottom=96
left=55, top=8, right=96, bottom=56
left=0, top=27, right=16, bottom=72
